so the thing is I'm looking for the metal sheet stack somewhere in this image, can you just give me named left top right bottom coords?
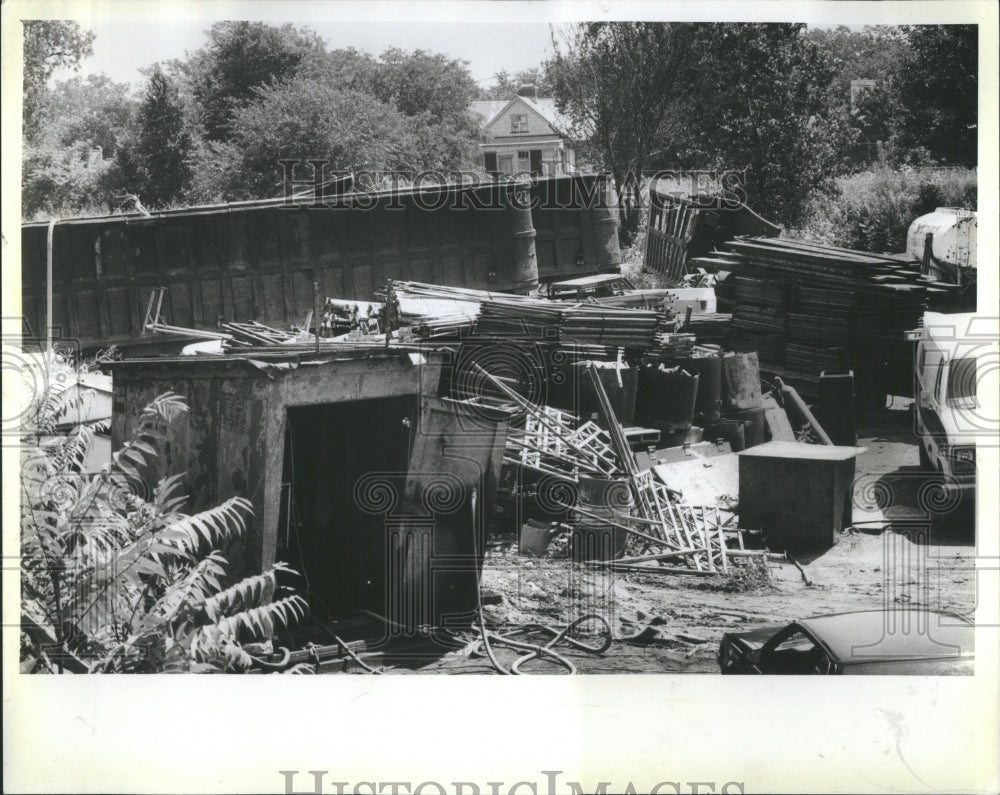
left=692, top=236, right=963, bottom=397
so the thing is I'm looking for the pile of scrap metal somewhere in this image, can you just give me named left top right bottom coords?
left=473, top=361, right=776, bottom=578
left=700, top=236, right=968, bottom=401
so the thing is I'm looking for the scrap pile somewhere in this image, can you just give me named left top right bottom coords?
left=483, top=359, right=757, bottom=576
left=221, top=321, right=300, bottom=347
left=477, top=300, right=661, bottom=348
left=473, top=364, right=621, bottom=481
left=694, top=236, right=964, bottom=396
left=575, top=363, right=751, bottom=575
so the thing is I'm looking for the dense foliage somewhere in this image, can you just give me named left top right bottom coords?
left=23, top=22, right=485, bottom=217
left=793, top=165, right=978, bottom=254
left=20, top=356, right=307, bottom=673
left=22, top=20, right=978, bottom=230
left=546, top=22, right=978, bottom=229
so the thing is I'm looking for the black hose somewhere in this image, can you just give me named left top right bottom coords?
left=469, top=486, right=612, bottom=674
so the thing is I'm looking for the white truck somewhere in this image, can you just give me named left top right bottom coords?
left=911, top=312, right=990, bottom=503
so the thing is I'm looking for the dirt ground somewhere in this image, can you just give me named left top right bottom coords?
left=410, top=400, right=979, bottom=674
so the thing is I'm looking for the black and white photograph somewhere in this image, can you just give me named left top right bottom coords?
left=3, top=0, right=997, bottom=792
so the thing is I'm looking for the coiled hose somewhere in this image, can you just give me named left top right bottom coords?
left=470, top=487, right=613, bottom=675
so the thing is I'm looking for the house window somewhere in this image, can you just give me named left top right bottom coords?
left=517, top=151, right=530, bottom=160
left=511, top=114, right=528, bottom=134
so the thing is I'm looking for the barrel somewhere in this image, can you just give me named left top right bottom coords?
left=507, top=179, right=539, bottom=292
left=707, top=418, right=747, bottom=452
left=636, top=365, right=700, bottom=431
left=571, top=476, right=632, bottom=561
left=682, top=353, right=723, bottom=420
left=573, top=360, right=637, bottom=426
left=730, top=407, right=767, bottom=448
left=721, top=352, right=763, bottom=410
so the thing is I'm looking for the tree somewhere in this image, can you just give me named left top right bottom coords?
left=673, top=23, right=845, bottom=225
left=41, top=75, right=137, bottom=159
left=123, top=66, right=194, bottom=206
left=892, top=25, right=977, bottom=165
left=22, top=20, right=95, bottom=141
left=22, top=74, right=138, bottom=219
left=480, top=67, right=553, bottom=100
left=208, top=76, right=422, bottom=200
left=807, top=26, right=909, bottom=168
left=187, top=21, right=327, bottom=141
left=373, top=48, right=479, bottom=124
left=547, top=23, right=697, bottom=238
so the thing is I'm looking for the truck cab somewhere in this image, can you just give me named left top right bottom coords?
left=912, top=312, right=983, bottom=501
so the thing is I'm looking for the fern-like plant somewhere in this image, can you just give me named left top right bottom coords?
left=20, top=353, right=307, bottom=673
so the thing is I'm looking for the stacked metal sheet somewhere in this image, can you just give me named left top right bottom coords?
left=698, top=236, right=962, bottom=398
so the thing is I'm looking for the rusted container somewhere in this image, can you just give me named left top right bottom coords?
left=570, top=476, right=631, bottom=561
left=571, top=359, right=637, bottom=426
left=532, top=174, right=621, bottom=283
left=636, top=365, right=700, bottom=431
left=22, top=180, right=539, bottom=351
left=682, top=353, right=723, bottom=419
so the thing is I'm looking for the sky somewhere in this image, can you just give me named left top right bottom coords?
left=47, top=1, right=889, bottom=90
left=61, top=19, right=562, bottom=88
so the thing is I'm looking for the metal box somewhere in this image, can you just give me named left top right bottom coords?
left=737, top=441, right=865, bottom=551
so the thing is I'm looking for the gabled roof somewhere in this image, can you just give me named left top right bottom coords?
left=469, top=95, right=575, bottom=138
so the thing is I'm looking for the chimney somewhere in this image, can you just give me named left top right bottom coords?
left=516, top=83, right=537, bottom=101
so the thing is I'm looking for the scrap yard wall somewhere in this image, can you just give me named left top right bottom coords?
left=22, top=181, right=540, bottom=350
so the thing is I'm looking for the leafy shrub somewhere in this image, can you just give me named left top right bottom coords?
left=19, top=354, right=306, bottom=673
left=793, top=165, right=977, bottom=253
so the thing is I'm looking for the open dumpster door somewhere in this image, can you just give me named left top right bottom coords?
left=388, top=396, right=510, bottom=635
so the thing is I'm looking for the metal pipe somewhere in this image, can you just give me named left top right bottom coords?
left=313, top=281, right=321, bottom=355
left=46, top=217, right=58, bottom=351
left=773, top=377, right=834, bottom=445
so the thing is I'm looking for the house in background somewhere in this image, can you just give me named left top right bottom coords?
left=470, top=86, right=579, bottom=178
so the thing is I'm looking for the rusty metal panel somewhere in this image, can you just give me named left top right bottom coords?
left=393, top=396, right=509, bottom=630
left=532, top=174, right=621, bottom=282
left=21, top=181, right=541, bottom=349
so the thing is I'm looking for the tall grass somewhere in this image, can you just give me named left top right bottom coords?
left=792, top=165, right=977, bottom=254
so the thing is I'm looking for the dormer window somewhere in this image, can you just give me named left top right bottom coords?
left=510, top=114, right=528, bottom=134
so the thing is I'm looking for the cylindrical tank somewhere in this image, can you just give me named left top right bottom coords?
left=707, top=418, right=746, bottom=452
left=906, top=207, right=977, bottom=272
left=507, top=179, right=539, bottom=293
left=591, top=175, right=622, bottom=271
left=681, top=353, right=723, bottom=420
left=571, top=476, right=632, bottom=561
left=730, top=407, right=766, bottom=448
left=721, top=351, right=763, bottom=411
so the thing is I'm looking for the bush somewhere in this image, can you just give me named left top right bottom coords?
left=19, top=353, right=306, bottom=673
left=792, top=165, right=977, bottom=254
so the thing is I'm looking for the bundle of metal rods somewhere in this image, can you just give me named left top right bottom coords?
left=222, top=321, right=299, bottom=347
left=477, top=299, right=660, bottom=348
